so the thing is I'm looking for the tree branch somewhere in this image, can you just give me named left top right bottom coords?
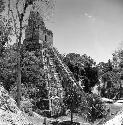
left=9, top=9, right=18, bottom=38
left=16, top=0, right=20, bottom=21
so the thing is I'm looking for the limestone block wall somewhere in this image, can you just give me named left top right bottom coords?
left=24, top=10, right=53, bottom=51
left=39, top=28, right=53, bottom=47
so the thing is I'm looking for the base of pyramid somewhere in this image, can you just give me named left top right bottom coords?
left=41, top=97, right=63, bottom=117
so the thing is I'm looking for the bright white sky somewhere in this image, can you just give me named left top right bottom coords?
left=46, top=0, right=123, bottom=63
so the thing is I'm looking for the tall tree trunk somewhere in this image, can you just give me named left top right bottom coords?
left=70, top=103, right=73, bottom=124
left=17, top=20, right=22, bottom=108
left=17, top=56, right=21, bottom=108
left=71, top=110, right=73, bottom=124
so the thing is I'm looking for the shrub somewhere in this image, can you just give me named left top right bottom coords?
left=78, top=93, right=109, bottom=123
left=20, top=98, right=34, bottom=116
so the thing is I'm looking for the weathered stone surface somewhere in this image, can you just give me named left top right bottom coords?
left=0, top=85, right=33, bottom=125
left=103, top=108, right=123, bottom=125
left=24, top=11, right=53, bottom=51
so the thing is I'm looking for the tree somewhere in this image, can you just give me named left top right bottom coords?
left=0, top=43, right=49, bottom=114
left=112, top=42, right=123, bottom=69
left=83, top=66, right=98, bottom=93
left=0, top=18, right=13, bottom=55
left=0, top=1, right=12, bottom=56
left=63, top=53, right=98, bottom=93
left=3, top=0, right=55, bottom=108
left=0, top=0, right=5, bottom=13
left=0, top=44, right=17, bottom=91
left=78, top=93, right=108, bottom=123
left=99, top=71, right=121, bottom=99
left=63, top=81, right=81, bottom=123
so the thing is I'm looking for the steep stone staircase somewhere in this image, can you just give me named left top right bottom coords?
left=41, top=41, right=88, bottom=116
left=41, top=46, right=64, bottom=116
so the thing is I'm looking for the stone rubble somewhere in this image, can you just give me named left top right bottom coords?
left=103, top=108, right=123, bottom=125
left=0, top=85, right=33, bottom=125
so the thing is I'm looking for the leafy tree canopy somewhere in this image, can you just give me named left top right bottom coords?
left=63, top=53, right=98, bottom=93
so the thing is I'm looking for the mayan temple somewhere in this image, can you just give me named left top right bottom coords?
left=23, top=11, right=64, bottom=116
left=23, top=11, right=83, bottom=116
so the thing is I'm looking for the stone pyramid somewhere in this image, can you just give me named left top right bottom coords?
left=23, top=10, right=85, bottom=117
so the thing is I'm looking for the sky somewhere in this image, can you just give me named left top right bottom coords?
left=46, top=0, right=123, bottom=63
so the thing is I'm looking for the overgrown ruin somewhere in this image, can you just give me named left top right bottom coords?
left=23, top=11, right=64, bottom=116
